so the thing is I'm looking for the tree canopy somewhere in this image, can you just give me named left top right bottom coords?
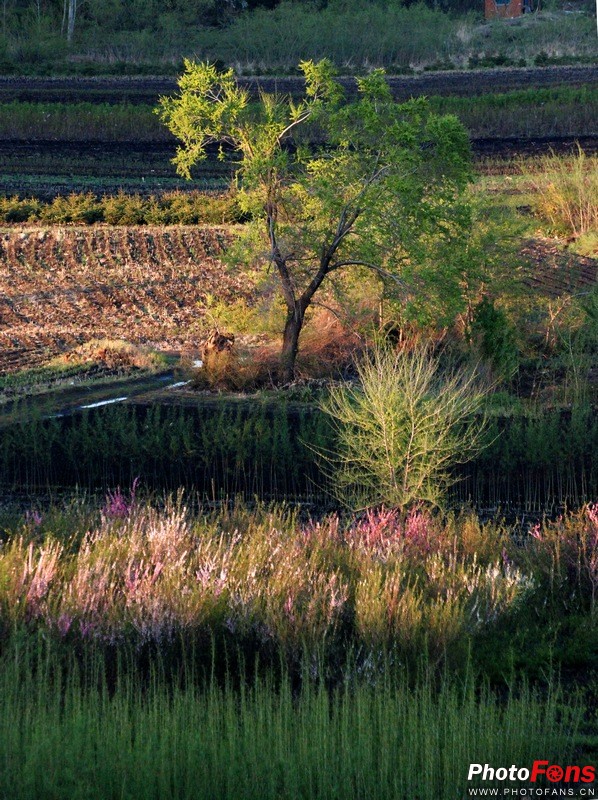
left=158, top=59, right=473, bottom=381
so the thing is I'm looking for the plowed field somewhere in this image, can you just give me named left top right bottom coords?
left=1, top=226, right=596, bottom=377
left=0, top=226, right=255, bottom=373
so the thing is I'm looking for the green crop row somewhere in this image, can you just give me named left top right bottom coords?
left=0, top=86, right=595, bottom=143
left=428, top=86, right=598, bottom=138
left=0, top=190, right=243, bottom=225
left=0, top=101, right=166, bottom=142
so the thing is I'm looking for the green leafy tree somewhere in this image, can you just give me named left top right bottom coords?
left=158, top=60, right=472, bottom=382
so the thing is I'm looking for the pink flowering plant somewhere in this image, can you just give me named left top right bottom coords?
left=0, top=498, right=594, bottom=669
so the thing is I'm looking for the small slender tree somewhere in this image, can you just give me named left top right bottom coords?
left=158, top=60, right=472, bottom=382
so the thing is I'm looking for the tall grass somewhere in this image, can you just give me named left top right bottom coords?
left=524, top=148, right=598, bottom=239
left=0, top=639, right=579, bottom=800
left=203, top=2, right=456, bottom=71
left=67, top=2, right=596, bottom=73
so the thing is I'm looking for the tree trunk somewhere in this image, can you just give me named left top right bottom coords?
left=66, top=0, right=76, bottom=43
left=280, top=303, right=305, bottom=384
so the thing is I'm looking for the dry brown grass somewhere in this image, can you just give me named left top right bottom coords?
left=526, top=149, right=598, bottom=240
left=189, top=310, right=363, bottom=390
left=64, top=339, right=166, bottom=371
left=295, top=311, right=363, bottom=379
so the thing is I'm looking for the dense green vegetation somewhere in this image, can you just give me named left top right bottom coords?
left=0, top=20, right=596, bottom=793
left=0, top=491, right=595, bottom=794
left=0, top=0, right=595, bottom=74
left=0, top=638, right=580, bottom=800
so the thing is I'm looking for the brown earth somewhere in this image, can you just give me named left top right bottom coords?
left=0, top=226, right=596, bottom=377
left=0, top=226, right=253, bottom=374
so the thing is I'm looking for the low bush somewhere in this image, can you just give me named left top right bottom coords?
left=320, top=346, right=490, bottom=511
left=0, top=196, right=42, bottom=223
left=39, top=192, right=104, bottom=224
left=191, top=345, right=279, bottom=392
left=0, top=191, right=245, bottom=226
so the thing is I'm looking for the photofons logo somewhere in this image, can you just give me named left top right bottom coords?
left=467, top=761, right=596, bottom=797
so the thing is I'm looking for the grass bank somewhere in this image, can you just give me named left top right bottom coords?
left=0, top=638, right=580, bottom=800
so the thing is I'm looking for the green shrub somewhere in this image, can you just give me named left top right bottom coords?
left=0, top=191, right=244, bottom=226
left=320, top=345, right=489, bottom=510
left=0, top=195, right=41, bottom=222
left=40, top=193, right=103, bottom=224
left=145, top=191, right=244, bottom=225
left=102, top=192, right=147, bottom=225
left=470, top=297, right=519, bottom=380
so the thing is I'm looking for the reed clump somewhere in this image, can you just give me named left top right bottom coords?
left=524, top=148, right=598, bottom=240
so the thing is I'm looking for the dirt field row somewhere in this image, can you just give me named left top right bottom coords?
left=0, top=226, right=596, bottom=376
left=1, top=65, right=596, bottom=104
left=521, top=239, right=598, bottom=298
left=0, top=226, right=256, bottom=373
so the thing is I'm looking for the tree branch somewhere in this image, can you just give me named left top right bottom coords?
left=267, top=214, right=296, bottom=310
left=330, top=260, right=409, bottom=292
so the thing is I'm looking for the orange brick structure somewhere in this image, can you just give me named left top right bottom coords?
left=485, top=0, right=533, bottom=18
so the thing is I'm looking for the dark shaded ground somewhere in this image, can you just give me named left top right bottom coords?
left=522, top=238, right=598, bottom=297
left=0, top=136, right=595, bottom=199
left=0, top=64, right=596, bottom=104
